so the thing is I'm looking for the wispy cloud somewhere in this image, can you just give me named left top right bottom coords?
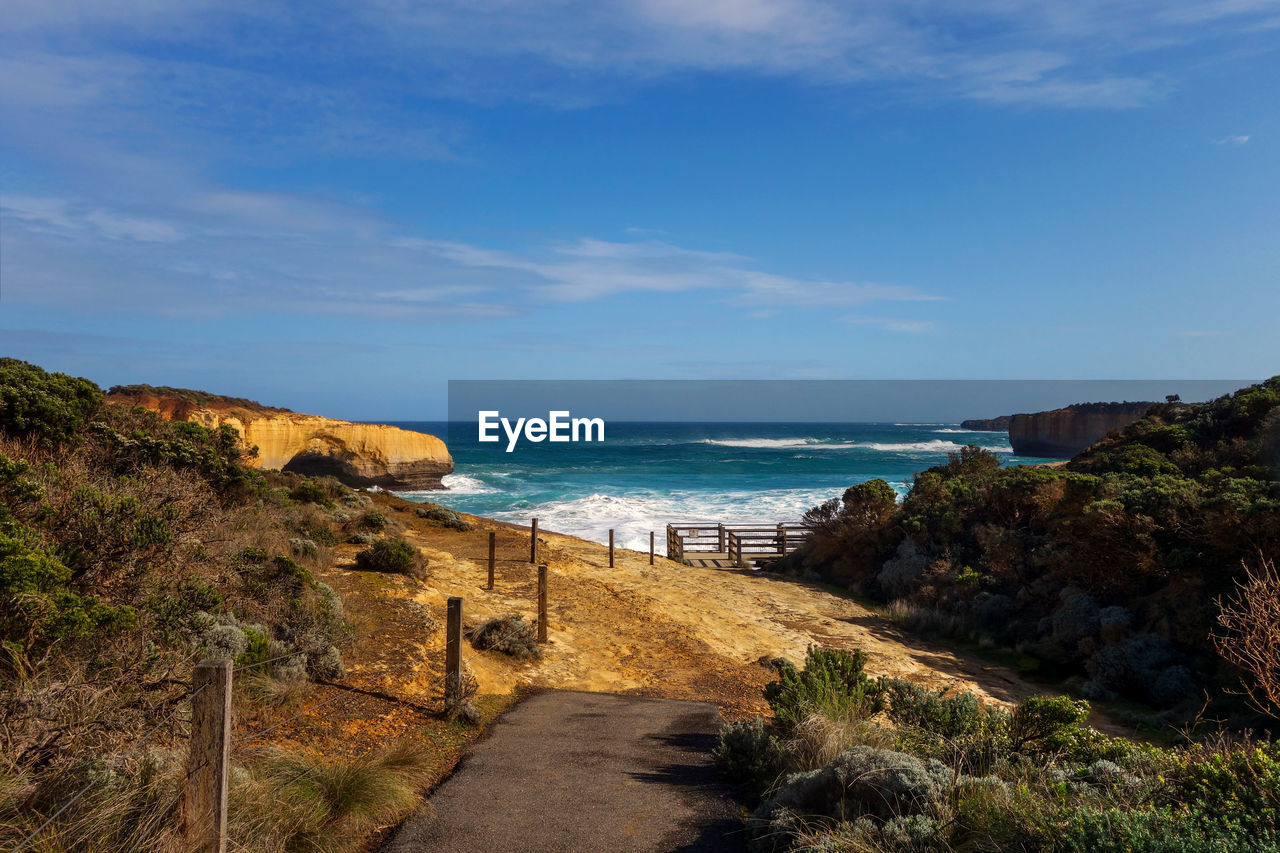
left=2, top=191, right=939, bottom=319
left=1214, top=134, right=1253, bottom=145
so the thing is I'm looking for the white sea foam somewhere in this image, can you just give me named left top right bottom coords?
left=488, top=487, right=849, bottom=553
left=439, top=474, right=498, bottom=494
left=855, top=439, right=967, bottom=452
left=698, top=438, right=826, bottom=449
left=698, top=437, right=999, bottom=453
left=700, top=438, right=879, bottom=451
left=933, top=428, right=992, bottom=434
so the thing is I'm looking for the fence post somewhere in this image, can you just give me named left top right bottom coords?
left=779, top=523, right=788, bottom=555
left=609, top=529, right=615, bottom=568
left=537, top=565, right=548, bottom=643
left=717, top=523, right=725, bottom=553
left=445, top=597, right=463, bottom=706
left=530, top=518, right=538, bottom=564
left=185, top=659, right=231, bottom=853
left=650, top=531, right=655, bottom=565
left=487, top=531, right=496, bottom=590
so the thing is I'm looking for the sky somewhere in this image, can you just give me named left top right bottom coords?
left=1, top=1, right=1277, bottom=419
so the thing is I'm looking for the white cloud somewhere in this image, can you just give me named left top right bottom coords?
left=1214, top=134, right=1252, bottom=144
left=1, top=191, right=940, bottom=319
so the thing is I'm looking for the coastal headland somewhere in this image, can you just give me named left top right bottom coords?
left=106, top=385, right=454, bottom=489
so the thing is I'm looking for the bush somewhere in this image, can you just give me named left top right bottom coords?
left=354, top=538, right=424, bottom=577
left=415, top=504, right=473, bottom=531
left=340, top=492, right=372, bottom=509
left=884, top=679, right=985, bottom=739
left=289, top=538, right=318, bottom=559
left=764, top=646, right=886, bottom=733
left=1009, top=695, right=1091, bottom=756
left=290, top=479, right=333, bottom=507
left=360, top=510, right=389, bottom=532
left=469, top=615, right=540, bottom=659
left=750, top=746, right=948, bottom=850
left=0, top=523, right=135, bottom=676
left=0, top=358, right=103, bottom=446
left=347, top=531, right=377, bottom=545
left=715, top=717, right=785, bottom=794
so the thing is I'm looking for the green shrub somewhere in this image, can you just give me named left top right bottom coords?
left=1184, top=742, right=1280, bottom=836
left=763, top=646, right=886, bottom=732
left=415, top=504, right=473, bottom=531
left=361, top=510, right=389, bottom=531
left=884, top=679, right=985, bottom=739
left=1061, top=806, right=1280, bottom=853
left=1009, top=695, right=1089, bottom=754
left=715, top=717, right=784, bottom=794
left=354, top=538, right=424, bottom=577
left=0, top=524, right=135, bottom=676
left=290, top=479, right=333, bottom=507
left=0, top=358, right=103, bottom=446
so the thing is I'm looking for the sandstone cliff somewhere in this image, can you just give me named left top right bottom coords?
left=960, top=416, right=1012, bottom=431
left=106, top=386, right=453, bottom=490
left=1009, top=402, right=1156, bottom=458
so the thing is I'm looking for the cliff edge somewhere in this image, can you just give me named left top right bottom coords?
left=106, top=386, right=453, bottom=490
left=960, top=415, right=1012, bottom=431
left=1008, top=401, right=1156, bottom=458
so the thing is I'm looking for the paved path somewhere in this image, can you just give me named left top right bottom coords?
left=383, top=691, right=747, bottom=853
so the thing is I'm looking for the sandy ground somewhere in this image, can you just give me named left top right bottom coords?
left=321, top=494, right=1105, bottom=725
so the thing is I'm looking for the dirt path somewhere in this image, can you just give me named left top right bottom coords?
left=323, top=497, right=1116, bottom=729
left=382, top=691, right=743, bottom=853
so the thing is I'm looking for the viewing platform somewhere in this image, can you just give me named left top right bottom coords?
left=665, top=522, right=811, bottom=569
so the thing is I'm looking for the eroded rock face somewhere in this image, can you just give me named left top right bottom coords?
left=1009, top=402, right=1156, bottom=458
left=106, top=390, right=453, bottom=489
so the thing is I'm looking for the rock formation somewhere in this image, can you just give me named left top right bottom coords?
left=960, top=416, right=1012, bottom=431
left=1008, top=402, right=1156, bottom=458
left=106, top=386, right=453, bottom=489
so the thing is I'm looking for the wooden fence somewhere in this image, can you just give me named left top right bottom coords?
left=667, top=522, right=810, bottom=567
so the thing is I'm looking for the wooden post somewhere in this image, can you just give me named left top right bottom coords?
left=445, top=597, right=462, bottom=705
left=650, top=531, right=655, bottom=565
left=530, top=517, right=538, bottom=563
left=185, top=659, right=231, bottom=853
left=781, top=526, right=789, bottom=555
left=717, top=523, right=725, bottom=553
left=487, top=531, right=496, bottom=590
left=537, top=565, right=548, bottom=643
left=609, top=529, right=615, bottom=568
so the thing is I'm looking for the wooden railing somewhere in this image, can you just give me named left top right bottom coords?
left=666, top=522, right=810, bottom=567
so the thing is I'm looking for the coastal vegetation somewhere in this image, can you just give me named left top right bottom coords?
left=716, top=646, right=1280, bottom=852
left=0, top=359, right=454, bottom=850
left=779, top=378, right=1280, bottom=724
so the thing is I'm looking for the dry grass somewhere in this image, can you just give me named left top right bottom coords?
left=782, top=710, right=895, bottom=772
left=2, top=740, right=437, bottom=853
left=468, top=615, right=542, bottom=660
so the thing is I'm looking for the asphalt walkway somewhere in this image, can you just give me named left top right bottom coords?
left=383, top=691, right=747, bottom=852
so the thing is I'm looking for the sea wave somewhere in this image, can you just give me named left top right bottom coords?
left=486, top=487, right=856, bottom=552
left=439, top=473, right=498, bottom=494
left=855, top=439, right=967, bottom=452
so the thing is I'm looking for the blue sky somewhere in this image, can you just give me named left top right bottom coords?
left=1, top=1, right=1277, bottom=419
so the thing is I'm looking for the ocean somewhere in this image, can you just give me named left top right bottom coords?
left=387, top=422, right=1052, bottom=553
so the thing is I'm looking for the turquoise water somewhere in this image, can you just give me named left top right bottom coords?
left=388, top=422, right=1051, bottom=553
